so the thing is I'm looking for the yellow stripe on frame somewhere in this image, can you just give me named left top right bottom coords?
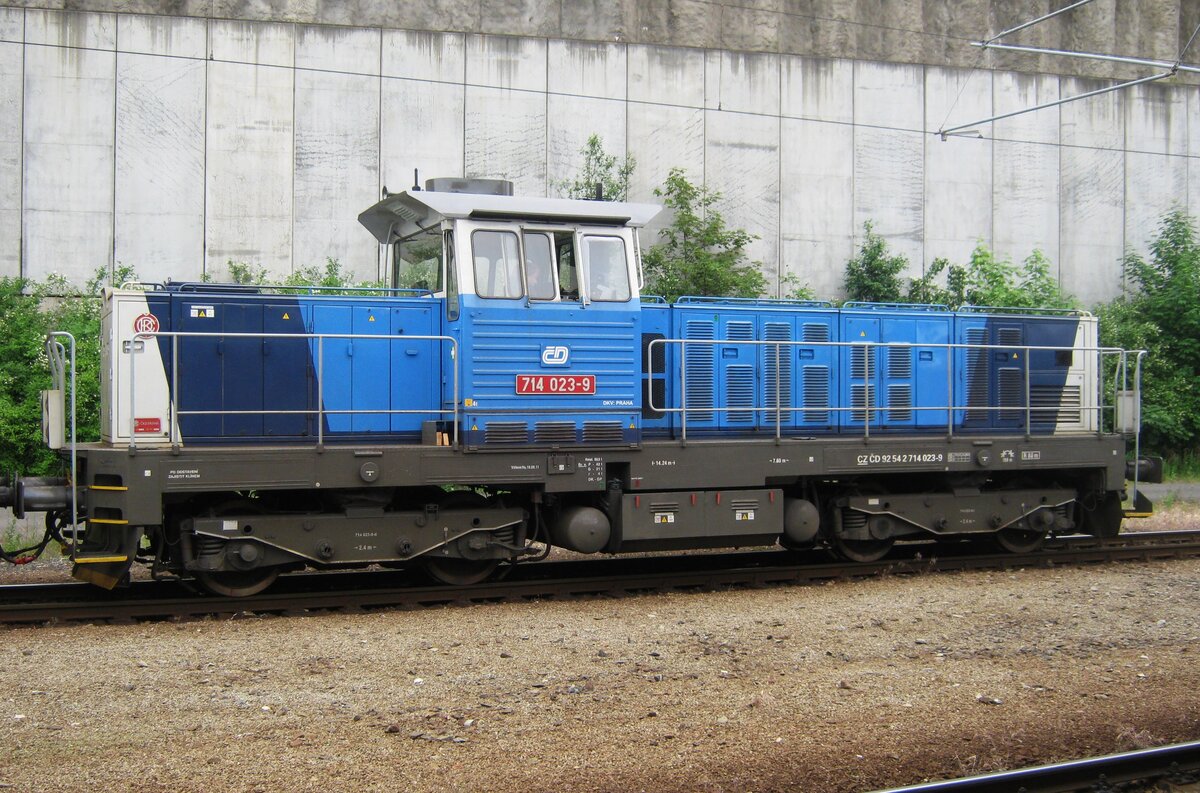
left=73, top=555, right=129, bottom=564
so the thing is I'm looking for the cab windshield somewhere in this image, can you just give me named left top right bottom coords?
left=393, top=227, right=444, bottom=292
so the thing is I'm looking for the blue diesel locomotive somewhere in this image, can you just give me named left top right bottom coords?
left=7, top=178, right=1154, bottom=595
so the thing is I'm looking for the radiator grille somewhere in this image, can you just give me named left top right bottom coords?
left=1030, top=384, right=1082, bottom=425
left=888, top=384, right=912, bottom=422
left=484, top=421, right=528, bottom=444
left=763, top=322, right=793, bottom=424
left=998, top=367, right=1024, bottom=421
left=998, top=327, right=1023, bottom=345
left=851, top=345, right=875, bottom=380
left=684, top=321, right=715, bottom=422
left=964, top=327, right=988, bottom=422
left=582, top=421, right=624, bottom=443
left=888, top=346, right=912, bottom=379
left=851, top=384, right=876, bottom=423
left=803, top=366, right=830, bottom=423
left=533, top=421, right=576, bottom=444
left=726, top=365, right=755, bottom=424
left=802, top=323, right=830, bottom=343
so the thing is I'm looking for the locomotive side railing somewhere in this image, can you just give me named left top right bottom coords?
left=647, top=337, right=1144, bottom=444
left=44, top=332, right=80, bottom=556
left=127, top=331, right=461, bottom=450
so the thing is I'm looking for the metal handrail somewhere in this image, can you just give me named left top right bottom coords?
left=649, top=337, right=1141, bottom=443
left=44, top=332, right=78, bottom=559
left=128, top=331, right=461, bottom=450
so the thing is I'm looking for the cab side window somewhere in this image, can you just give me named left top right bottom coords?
left=584, top=236, right=630, bottom=302
left=524, top=233, right=558, bottom=301
left=472, top=230, right=523, bottom=299
left=557, top=233, right=579, bottom=301
left=444, top=231, right=459, bottom=320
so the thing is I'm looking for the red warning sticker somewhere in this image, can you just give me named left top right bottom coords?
left=134, top=417, right=162, bottom=433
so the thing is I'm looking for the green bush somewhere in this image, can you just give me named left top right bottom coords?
left=642, top=168, right=766, bottom=301
left=843, top=224, right=1074, bottom=310
left=844, top=222, right=908, bottom=303
left=1098, top=210, right=1200, bottom=457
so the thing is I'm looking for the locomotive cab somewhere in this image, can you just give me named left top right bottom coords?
left=359, top=179, right=660, bottom=449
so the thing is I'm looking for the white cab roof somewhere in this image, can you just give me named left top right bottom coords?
left=358, top=190, right=661, bottom=243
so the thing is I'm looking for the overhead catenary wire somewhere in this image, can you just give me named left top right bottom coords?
left=937, top=1, right=1198, bottom=139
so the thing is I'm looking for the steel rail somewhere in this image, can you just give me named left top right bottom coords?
left=876, top=739, right=1200, bottom=792
left=1, top=530, right=1197, bottom=625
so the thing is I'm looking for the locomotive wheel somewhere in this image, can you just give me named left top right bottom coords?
left=421, top=555, right=500, bottom=587
left=195, top=567, right=280, bottom=598
left=993, top=527, right=1047, bottom=554
left=1079, top=491, right=1123, bottom=538
left=192, top=498, right=280, bottom=597
left=831, top=535, right=894, bottom=563
left=421, top=490, right=500, bottom=586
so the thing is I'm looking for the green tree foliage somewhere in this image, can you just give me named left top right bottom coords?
left=842, top=224, right=1074, bottom=310
left=554, top=134, right=635, bottom=201
left=1098, top=210, right=1200, bottom=455
left=642, top=168, right=766, bottom=301
left=0, top=266, right=132, bottom=476
left=844, top=222, right=908, bottom=303
left=952, top=246, right=1073, bottom=309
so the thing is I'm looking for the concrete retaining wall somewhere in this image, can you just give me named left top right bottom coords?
left=1, top=6, right=1197, bottom=304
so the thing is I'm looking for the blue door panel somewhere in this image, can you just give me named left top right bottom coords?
left=351, top=306, right=389, bottom=433
left=311, top=304, right=353, bottom=434
left=263, top=302, right=311, bottom=437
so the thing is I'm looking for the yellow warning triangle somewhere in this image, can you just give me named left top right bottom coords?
left=471, top=424, right=478, bottom=431
left=282, top=312, right=290, bottom=320
left=859, top=330, right=867, bottom=337
left=1012, top=353, right=1019, bottom=359
left=368, top=314, right=376, bottom=322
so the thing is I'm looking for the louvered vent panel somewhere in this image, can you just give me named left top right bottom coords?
left=730, top=499, right=759, bottom=509
left=1030, top=384, right=1081, bottom=425
left=802, top=323, right=830, bottom=342
left=998, top=367, right=1024, bottom=421
left=888, top=347, right=912, bottom=379
left=534, top=421, right=576, bottom=444
left=726, top=321, right=754, bottom=340
left=726, top=365, right=755, bottom=423
left=888, top=384, right=913, bottom=421
left=998, top=327, right=1023, bottom=345
left=582, top=421, right=624, bottom=443
left=802, top=365, right=830, bottom=423
left=764, top=322, right=794, bottom=424
left=686, top=319, right=710, bottom=424
left=964, top=327, right=989, bottom=422
left=485, top=421, right=528, bottom=444
left=684, top=320, right=716, bottom=422
left=851, top=384, right=876, bottom=423
left=851, top=345, right=875, bottom=380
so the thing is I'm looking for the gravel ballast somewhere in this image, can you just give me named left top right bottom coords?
left=1, top=551, right=1199, bottom=792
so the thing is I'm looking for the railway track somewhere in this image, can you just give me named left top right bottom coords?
left=2, top=529, right=1198, bottom=625
left=879, top=739, right=1200, bottom=792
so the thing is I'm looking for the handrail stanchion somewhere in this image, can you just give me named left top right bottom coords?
left=947, top=342, right=955, bottom=439
left=171, top=334, right=179, bottom=447
left=128, top=333, right=139, bottom=451
left=1024, top=345, right=1032, bottom=439
left=47, top=333, right=78, bottom=562
left=452, top=338, right=460, bottom=448
left=680, top=339, right=688, bottom=444
left=862, top=343, right=870, bottom=441
left=317, top=336, right=324, bottom=449
left=774, top=340, right=782, bottom=441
